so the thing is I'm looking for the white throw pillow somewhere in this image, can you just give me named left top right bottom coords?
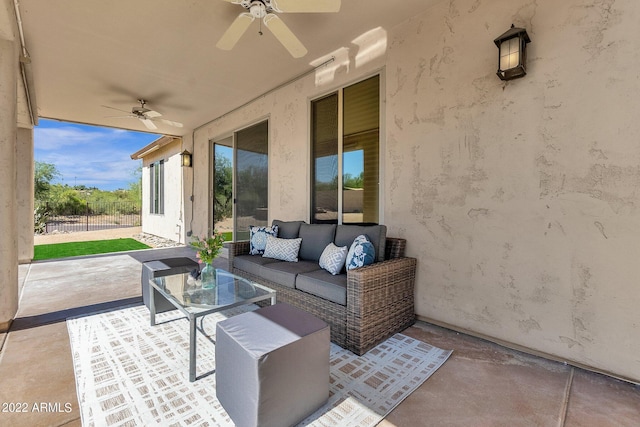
left=262, top=235, right=302, bottom=262
left=319, top=243, right=348, bottom=275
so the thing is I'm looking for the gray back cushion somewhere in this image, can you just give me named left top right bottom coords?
left=335, top=225, right=387, bottom=262
left=271, top=220, right=306, bottom=239
left=298, top=224, right=337, bottom=262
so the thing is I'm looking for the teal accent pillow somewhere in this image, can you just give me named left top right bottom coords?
left=346, top=234, right=376, bottom=270
left=249, top=225, right=279, bottom=255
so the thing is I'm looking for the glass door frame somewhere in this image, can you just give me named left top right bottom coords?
left=210, top=118, right=270, bottom=242
left=211, top=136, right=234, bottom=241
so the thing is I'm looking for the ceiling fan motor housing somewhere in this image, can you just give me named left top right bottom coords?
left=242, top=0, right=273, bottom=17
left=218, top=0, right=341, bottom=58
left=133, top=99, right=150, bottom=115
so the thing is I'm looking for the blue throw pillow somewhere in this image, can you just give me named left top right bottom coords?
left=346, top=234, right=375, bottom=270
left=249, top=225, right=278, bottom=255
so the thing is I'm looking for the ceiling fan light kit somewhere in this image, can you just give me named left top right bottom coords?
left=217, top=0, right=341, bottom=58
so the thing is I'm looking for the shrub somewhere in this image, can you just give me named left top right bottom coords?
left=34, top=205, right=49, bottom=234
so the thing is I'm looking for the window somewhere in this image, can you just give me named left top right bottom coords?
left=149, top=160, right=164, bottom=214
left=311, top=75, right=380, bottom=224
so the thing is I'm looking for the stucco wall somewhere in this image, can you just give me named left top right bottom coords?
left=141, top=141, right=188, bottom=243
left=0, top=35, right=19, bottom=330
left=190, top=0, right=640, bottom=382
left=17, top=127, right=34, bottom=263
left=191, top=59, right=387, bottom=237
left=386, top=0, right=640, bottom=382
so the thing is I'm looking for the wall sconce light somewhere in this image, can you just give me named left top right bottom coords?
left=494, top=24, right=531, bottom=81
left=180, top=149, right=192, bottom=167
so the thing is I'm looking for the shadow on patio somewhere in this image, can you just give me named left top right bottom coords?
left=1, top=246, right=639, bottom=426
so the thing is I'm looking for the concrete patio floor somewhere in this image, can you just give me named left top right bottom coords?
left=1, top=246, right=639, bottom=426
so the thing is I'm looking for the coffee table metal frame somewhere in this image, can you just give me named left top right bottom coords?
left=149, top=268, right=276, bottom=381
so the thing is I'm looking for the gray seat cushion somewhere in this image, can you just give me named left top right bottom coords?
left=296, top=269, right=348, bottom=306
left=298, top=223, right=337, bottom=262
left=271, top=220, right=306, bottom=239
left=335, top=224, right=387, bottom=262
left=260, top=260, right=322, bottom=288
left=233, top=255, right=281, bottom=278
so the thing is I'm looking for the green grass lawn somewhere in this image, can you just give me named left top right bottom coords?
left=33, top=238, right=151, bottom=261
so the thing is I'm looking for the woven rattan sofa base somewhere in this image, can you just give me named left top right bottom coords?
left=231, top=268, right=349, bottom=346
left=226, top=237, right=416, bottom=355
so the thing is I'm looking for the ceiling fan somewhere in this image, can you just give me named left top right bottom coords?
left=102, top=99, right=183, bottom=130
left=217, top=0, right=341, bottom=58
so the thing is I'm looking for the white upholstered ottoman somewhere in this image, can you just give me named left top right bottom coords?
left=215, top=303, right=330, bottom=427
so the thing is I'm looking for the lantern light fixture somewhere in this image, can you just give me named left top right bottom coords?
left=494, top=24, right=531, bottom=81
left=180, top=149, right=192, bottom=167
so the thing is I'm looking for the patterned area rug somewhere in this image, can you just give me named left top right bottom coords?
left=67, top=305, right=452, bottom=426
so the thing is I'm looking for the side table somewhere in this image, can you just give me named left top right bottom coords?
left=141, top=257, right=199, bottom=313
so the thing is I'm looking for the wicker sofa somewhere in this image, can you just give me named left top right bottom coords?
left=224, top=220, right=416, bottom=355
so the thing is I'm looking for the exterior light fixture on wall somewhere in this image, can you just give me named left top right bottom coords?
left=494, top=24, right=531, bottom=81
left=180, top=149, right=192, bottom=167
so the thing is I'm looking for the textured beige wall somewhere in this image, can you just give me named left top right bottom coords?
left=192, top=59, right=386, bottom=236
left=140, top=140, right=188, bottom=243
left=0, top=37, right=18, bottom=330
left=386, top=0, right=640, bottom=382
left=16, top=126, right=34, bottom=263
left=191, top=0, right=640, bottom=382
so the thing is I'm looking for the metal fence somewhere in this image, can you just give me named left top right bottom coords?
left=39, top=201, right=141, bottom=233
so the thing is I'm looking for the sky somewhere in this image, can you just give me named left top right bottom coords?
left=35, top=119, right=161, bottom=191
left=35, top=118, right=364, bottom=191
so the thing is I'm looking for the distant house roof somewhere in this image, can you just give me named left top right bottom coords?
left=130, top=135, right=180, bottom=160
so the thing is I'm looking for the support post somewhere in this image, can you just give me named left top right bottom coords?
left=17, top=127, right=34, bottom=263
left=0, top=38, right=19, bottom=331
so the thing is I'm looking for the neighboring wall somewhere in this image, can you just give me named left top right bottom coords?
left=141, top=140, right=188, bottom=243
left=16, top=127, right=34, bottom=263
left=191, top=0, right=640, bottom=382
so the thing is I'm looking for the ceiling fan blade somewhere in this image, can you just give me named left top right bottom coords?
left=263, top=14, right=307, bottom=58
left=216, top=13, right=254, bottom=50
left=106, top=115, right=136, bottom=119
left=140, top=118, right=158, bottom=130
left=101, top=105, right=130, bottom=114
left=271, top=0, right=341, bottom=13
left=145, top=110, right=162, bottom=118
left=159, top=118, right=184, bottom=128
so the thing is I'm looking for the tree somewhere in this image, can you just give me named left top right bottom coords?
left=126, top=165, right=142, bottom=205
left=214, top=155, right=233, bottom=223
left=34, top=161, right=60, bottom=201
left=343, top=172, right=364, bottom=189
left=48, top=187, right=85, bottom=215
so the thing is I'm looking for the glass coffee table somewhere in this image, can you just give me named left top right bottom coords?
left=148, top=268, right=276, bottom=381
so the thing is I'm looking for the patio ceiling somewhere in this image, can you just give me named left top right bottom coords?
left=16, top=0, right=438, bottom=136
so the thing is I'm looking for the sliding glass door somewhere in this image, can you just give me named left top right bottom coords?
left=211, top=121, right=269, bottom=241
left=235, top=121, right=269, bottom=241
left=213, top=137, right=233, bottom=238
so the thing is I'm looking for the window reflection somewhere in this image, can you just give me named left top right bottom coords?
left=311, top=75, right=379, bottom=224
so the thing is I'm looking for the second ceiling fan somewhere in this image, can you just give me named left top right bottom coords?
left=217, top=0, right=341, bottom=58
left=103, top=99, right=183, bottom=131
